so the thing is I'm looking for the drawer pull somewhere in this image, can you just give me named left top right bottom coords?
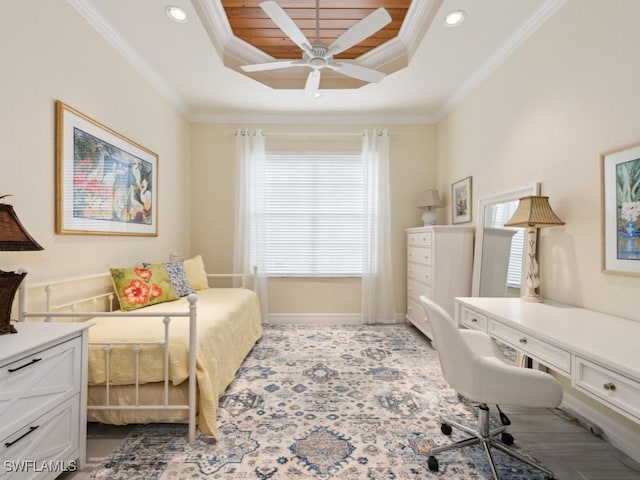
left=519, top=337, right=527, bottom=344
left=7, top=357, right=42, bottom=373
left=470, top=317, right=478, bottom=323
left=603, top=382, right=616, bottom=391
left=4, top=425, right=39, bottom=448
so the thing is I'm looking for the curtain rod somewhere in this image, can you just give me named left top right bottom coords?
left=231, top=131, right=397, bottom=137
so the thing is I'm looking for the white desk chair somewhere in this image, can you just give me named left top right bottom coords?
left=419, top=295, right=563, bottom=480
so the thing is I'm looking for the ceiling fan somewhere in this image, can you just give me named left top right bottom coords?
left=241, top=0, right=392, bottom=98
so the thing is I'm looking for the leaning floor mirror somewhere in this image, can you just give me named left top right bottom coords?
left=471, top=183, right=541, bottom=297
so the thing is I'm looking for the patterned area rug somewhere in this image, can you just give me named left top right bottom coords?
left=89, top=324, right=550, bottom=479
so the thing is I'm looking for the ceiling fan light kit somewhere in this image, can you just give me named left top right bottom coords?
left=241, top=1, right=392, bottom=98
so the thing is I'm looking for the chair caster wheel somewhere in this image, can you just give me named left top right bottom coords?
left=440, top=423, right=453, bottom=435
left=501, top=432, right=514, bottom=445
left=427, top=455, right=439, bottom=472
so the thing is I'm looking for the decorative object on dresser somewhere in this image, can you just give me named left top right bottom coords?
left=417, top=189, right=441, bottom=225
left=0, top=198, right=43, bottom=335
left=504, top=196, right=564, bottom=302
left=0, top=322, right=92, bottom=477
left=451, top=176, right=472, bottom=224
left=405, top=225, right=474, bottom=340
left=601, top=142, right=640, bottom=275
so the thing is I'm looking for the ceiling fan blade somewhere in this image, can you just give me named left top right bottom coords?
left=327, top=62, right=385, bottom=83
left=260, top=1, right=312, bottom=55
left=327, top=7, right=392, bottom=56
left=304, top=70, right=321, bottom=98
left=241, top=60, right=303, bottom=72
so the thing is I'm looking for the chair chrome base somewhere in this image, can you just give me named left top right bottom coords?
left=427, top=404, right=556, bottom=480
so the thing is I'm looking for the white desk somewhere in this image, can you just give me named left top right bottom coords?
left=454, top=297, right=640, bottom=426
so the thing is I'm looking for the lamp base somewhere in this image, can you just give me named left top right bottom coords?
left=421, top=209, right=437, bottom=226
left=521, top=293, right=544, bottom=303
left=0, top=270, right=26, bottom=335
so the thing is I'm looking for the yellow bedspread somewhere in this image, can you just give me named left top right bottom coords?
left=86, top=288, right=262, bottom=437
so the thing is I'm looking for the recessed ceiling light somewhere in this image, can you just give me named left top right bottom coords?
left=444, top=10, right=466, bottom=27
left=166, top=5, right=188, bottom=23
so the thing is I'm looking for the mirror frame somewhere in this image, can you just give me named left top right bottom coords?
left=471, top=182, right=541, bottom=297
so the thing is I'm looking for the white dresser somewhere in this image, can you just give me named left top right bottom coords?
left=405, top=225, right=474, bottom=340
left=0, top=322, right=91, bottom=479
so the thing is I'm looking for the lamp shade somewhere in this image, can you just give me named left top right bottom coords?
left=504, top=196, right=565, bottom=228
left=417, top=189, right=441, bottom=209
left=0, top=204, right=43, bottom=251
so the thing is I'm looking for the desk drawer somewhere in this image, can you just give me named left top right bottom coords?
left=407, top=246, right=432, bottom=266
left=408, top=231, right=433, bottom=247
left=573, top=356, right=640, bottom=423
left=488, top=320, right=571, bottom=374
left=460, top=307, right=487, bottom=332
left=407, top=263, right=432, bottom=285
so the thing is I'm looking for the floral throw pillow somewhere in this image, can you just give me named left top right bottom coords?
left=143, top=260, right=195, bottom=297
left=110, top=265, right=179, bottom=311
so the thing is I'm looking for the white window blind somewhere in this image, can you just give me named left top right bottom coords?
left=263, top=152, right=364, bottom=276
left=485, top=202, right=524, bottom=288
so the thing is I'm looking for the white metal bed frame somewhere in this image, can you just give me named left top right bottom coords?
left=17, top=269, right=257, bottom=444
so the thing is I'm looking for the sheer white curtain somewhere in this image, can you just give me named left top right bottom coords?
left=361, top=129, right=396, bottom=324
left=234, top=128, right=269, bottom=320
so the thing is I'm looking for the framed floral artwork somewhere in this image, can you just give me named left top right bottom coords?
left=601, top=142, right=640, bottom=275
left=55, top=101, right=158, bottom=236
left=452, top=176, right=472, bottom=224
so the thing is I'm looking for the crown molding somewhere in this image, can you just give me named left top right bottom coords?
left=432, top=0, right=568, bottom=122
left=67, top=0, right=189, bottom=116
left=188, top=112, right=437, bottom=125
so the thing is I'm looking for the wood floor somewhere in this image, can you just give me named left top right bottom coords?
left=61, top=404, right=640, bottom=480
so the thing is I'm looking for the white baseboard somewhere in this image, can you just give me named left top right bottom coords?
left=266, top=313, right=407, bottom=326
left=561, top=391, right=640, bottom=463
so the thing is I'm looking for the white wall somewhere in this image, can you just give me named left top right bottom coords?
left=436, top=0, right=640, bottom=446
left=0, top=0, right=191, bottom=283
left=437, top=0, right=640, bottom=321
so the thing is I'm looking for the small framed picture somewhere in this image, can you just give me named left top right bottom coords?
left=452, top=176, right=472, bottom=224
left=601, top=142, right=640, bottom=275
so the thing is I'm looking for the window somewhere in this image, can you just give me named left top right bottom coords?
left=261, top=152, right=364, bottom=276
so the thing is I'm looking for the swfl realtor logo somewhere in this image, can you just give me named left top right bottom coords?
left=3, top=460, right=77, bottom=473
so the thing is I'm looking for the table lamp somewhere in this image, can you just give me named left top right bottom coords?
left=418, top=189, right=441, bottom=226
left=504, top=195, right=564, bottom=302
left=0, top=199, right=43, bottom=334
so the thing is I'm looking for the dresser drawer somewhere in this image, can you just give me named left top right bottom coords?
left=488, top=320, right=571, bottom=374
left=1, top=396, right=79, bottom=479
left=407, top=246, right=432, bottom=266
left=460, top=307, right=487, bottom=332
left=573, top=356, right=640, bottom=423
left=407, top=263, right=432, bottom=286
left=406, top=297, right=433, bottom=340
left=407, top=279, right=431, bottom=302
left=407, top=231, right=433, bottom=247
left=0, top=337, right=81, bottom=442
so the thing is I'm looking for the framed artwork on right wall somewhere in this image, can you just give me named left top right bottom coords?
left=452, top=176, right=472, bottom=224
left=601, top=142, right=640, bottom=276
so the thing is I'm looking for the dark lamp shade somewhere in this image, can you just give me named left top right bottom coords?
left=504, top=196, right=565, bottom=228
left=0, top=204, right=43, bottom=251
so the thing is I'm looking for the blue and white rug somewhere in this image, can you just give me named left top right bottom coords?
left=90, top=324, right=549, bottom=479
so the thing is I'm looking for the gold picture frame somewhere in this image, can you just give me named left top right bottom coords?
left=55, top=101, right=158, bottom=236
